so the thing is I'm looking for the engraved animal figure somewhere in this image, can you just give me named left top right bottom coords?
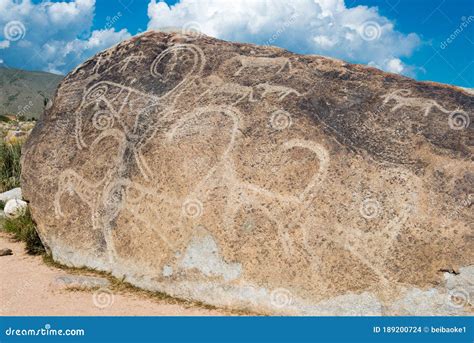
left=233, top=55, right=291, bottom=76
left=88, top=49, right=115, bottom=76
left=166, top=105, right=242, bottom=195
left=76, top=81, right=160, bottom=147
left=55, top=169, right=177, bottom=263
left=256, top=83, right=302, bottom=100
left=381, top=89, right=465, bottom=117
left=73, top=49, right=146, bottom=78
left=74, top=44, right=206, bottom=180
left=55, top=168, right=119, bottom=264
left=60, top=44, right=208, bottom=265
left=167, top=105, right=330, bottom=257
left=198, top=76, right=257, bottom=105
left=54, top=129, right=128, bottom=264
left=206, top=131, right=329, bottom=256
left=118, top=52, right=145, bottom=72
left=150, top=44, right=206, bottom=106
left=54, top=128, right=184, bottom=264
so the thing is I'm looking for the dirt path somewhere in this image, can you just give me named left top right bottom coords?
left=0, top=232, right=230, bottom=316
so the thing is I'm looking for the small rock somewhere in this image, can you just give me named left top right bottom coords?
left=4, top=199, right=28, bottom=219
left=0, top=248, right=13, bottom=256
left=53, top=274, right=110, bottom=290
left=0, top=187, right=22, bottom=203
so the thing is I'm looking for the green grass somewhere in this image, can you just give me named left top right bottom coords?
left=0, top=115, right=11, bottom=122
left=0, top=139, right=44, bottom=256
left=3, top=208, right=45, bottom=255
left=0, top=141, right=22, bottom=192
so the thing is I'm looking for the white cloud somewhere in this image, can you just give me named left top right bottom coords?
left=147, top=0, right=421, bottom=76
left=0, top=0, right=130, bottom=74
left=40, top=28, right=131, bottom=74
left=0, top=40, right=9, bottom=49
left=385, top=58, right=404, bottom=74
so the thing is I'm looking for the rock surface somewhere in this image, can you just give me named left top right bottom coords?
left=4, top=199, right=27, bottom=219
left=21, top=31, right=473, bottom=315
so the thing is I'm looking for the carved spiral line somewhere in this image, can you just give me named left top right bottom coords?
left=86, top=84, right=108, bottom=102
left=92, top=110, right=114, bottom=130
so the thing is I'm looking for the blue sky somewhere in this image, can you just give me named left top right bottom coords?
left=0, top=0, right=473, bottom=87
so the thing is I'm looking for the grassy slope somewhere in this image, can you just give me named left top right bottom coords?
left=0, top=67, right=63, bottom=119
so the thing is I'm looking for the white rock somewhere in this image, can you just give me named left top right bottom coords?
left=53, top=275, right=110, bottom=290
left=4, top=199, right=28, bottom=219
left=0, top=188, right=22, bottom=202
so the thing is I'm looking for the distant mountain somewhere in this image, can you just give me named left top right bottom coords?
left=0, top=67, right=63, bottom=119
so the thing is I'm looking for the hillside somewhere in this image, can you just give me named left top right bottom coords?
left=0, top=67, right=63, bottom=119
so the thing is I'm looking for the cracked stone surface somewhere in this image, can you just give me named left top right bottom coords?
left=21, top=31, right=473, bottom=315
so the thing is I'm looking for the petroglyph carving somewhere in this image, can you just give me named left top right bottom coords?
left=381, top=89, right=466, bottom=118
left=118, top=52, right=145, bottom=72
left=257, top=83, right=302, bottom=100
left=198, top=76, right=257, bottom=105
left=150, top=43, right=206, bottom=98
left=24, top=32, right=472, bottom=316
left=233, top=55, right=291, bottom=76
left=218, top=137, right=330, bottom=256
left=74, top=44, right=207, bottom=180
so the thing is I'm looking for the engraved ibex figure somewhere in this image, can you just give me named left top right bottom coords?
left=257, top=83, right=302, bottom=100
left=233, top=55, right=291, bottom=76
left=381, top=89, right=466, bottom=118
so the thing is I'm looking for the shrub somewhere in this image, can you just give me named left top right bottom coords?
left=3, top=208, right=45, bottom=255
left=0, top=115, right=11, bottom=123
left=0, top=141, right=22, bottom=192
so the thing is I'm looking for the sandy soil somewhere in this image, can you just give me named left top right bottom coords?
left=0, top=232, right=230, bottom=316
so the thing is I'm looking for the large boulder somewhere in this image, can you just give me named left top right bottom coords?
left=21, top=31, right=473, bottom=315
